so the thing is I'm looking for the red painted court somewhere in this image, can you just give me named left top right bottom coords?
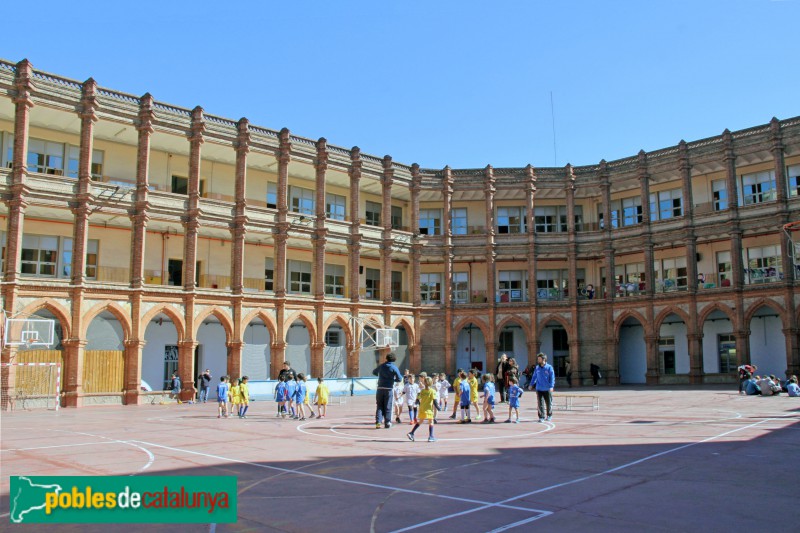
left=1, top=386, right=798, bottom=532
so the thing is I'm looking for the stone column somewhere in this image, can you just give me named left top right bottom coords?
left=638, top=151, right=655, bottom=296
left=484, top=165, right=497, bottom=306
left=349, top=148, right=362, bottom=302
left=183, top=106, right=204, bottom=291
left=411, top=165, right=421, bottom=307
left=123, top=339, right=144, bottom=405
left=231, top=118, right=250, bottom=295
left=525, top=166, right=537, bottom=305
left=600, top=161, right=615, bottom=300
left=274, top=129, right=291, bottom=298
left=62, top=339, right=87, bottom=407
left=381, top=156, right=394, bottom=305
left=315, top=139, right=328, bottom=300
left=178, top=340, right=198, bottom=401
left=130, top=94, right=154, bottom=289
left=227, top=341, right=243, bottom=379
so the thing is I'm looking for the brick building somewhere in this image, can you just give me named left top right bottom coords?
left=1, top=59, right=798, bottom=406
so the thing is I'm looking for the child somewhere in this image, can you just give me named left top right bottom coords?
left=404, top=374, right=420, bottom=424
left=239, top=376, right=250, bottom=418
left=303, top=374, right=314, bottom=418
left=229, top=378, right=241, bottom=418
left=506, top=377, right=524, bottom=423
left=449, top=369, right=463, bottom=419
left=432, top=375, right=441, bottom=423
left=275, top=375, right=289, bottom=417
left=468, top=369, right=481, bottom=420
left=314, top=377, right=329, bottom=418
left=482, top=373, right=496, bottom=423
left=393, top=380, right=404, bottom=423
left=217, top=376, right=230, bottom=419
left=169, top=372, right=182, bottom=403
left=295, top=373, right=308, bottom=420
left=286, top=375, right=298, bottom=418
left=438, top=373, right=450, bottom=412
left=407, top=377, right=438, bottom=442
left=458, top=371, right=471, bottom=423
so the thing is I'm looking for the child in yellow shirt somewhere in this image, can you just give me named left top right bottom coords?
left=407, top=377, right=438, bottom=442
left=468, top=369, right=481, bottom=420
left=229, top=379, right=241, bottom=419
left=449, top=369, right=463, bottom=419
left=314, top=377, right=329, bottom=419
left=238, top=376, right=250, bottom=419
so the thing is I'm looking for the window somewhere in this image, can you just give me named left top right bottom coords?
left=598, top=200, right=621, bottom=229
left=498, top=330, right=514, bottom=353
left=0, top=232, right=5, bottom=273
left=650, top=189, right=683, bottom=221
left=498, top=270, right=525, bottom=302
left=615, top=263, right=646, bottom=294
left=659, top=337, right=676, bottom=375
left=365, top=201, right=382, bottom=226
left=325, top=329, right=341, bottom=346
left=718, top=334, right=736, bottom=373
left=85, top=240, right=98, bottom=279
left=656, top=257, right=687, bottom=291
left=572, top=206, right=584, bottom=231
left=622, top=196, right=642, bottom=226
left=171, top=175, right=188, bottom=195
left=745, top=245, right=781, bottom=284
left=712, top=179, right=728, bottom=211
left=266, top=182, right=277, bottom=209
left=27, top=138, right=64, bottom=175
left=288, top=260, right=312, bottom=294
left=497, top=206, right=524, bottom=234
left=788, top=165, right=800, bottom=198
left=537, top=270, right=562, bottom=299
left=420, top=273, right=441, bottom=303
left=163, top=345, right=179, bottom=391
left=391, top=206, right=403, bottom=230
left=741, top=170, right=776, bottom=205
left=325, top=193, right=346, bottom=220
left=60, top=238, right=99, bottom=279
left=324, top=264, right=345, bottom=297
left=391, top=271, right=403, bottom=301
left=419, top=209, right=442, bottom=235
left=452, top=272, right=469, bottom=303
left=535, top=206, right=557, bottom=233
left=365, top=268, right=380, bottom=300
left=716, top=251, right=732, bottom=286
left=264, top=258, right=274, bottom=291
left=2, top=132, right=13, bottom=168
left=289, top=186, right=315, bottom=215
left=451, top=208, right=467, bottom=235
left=21, top=235, right=58, bottom=276
left=66, top=147, right=104, bottom=180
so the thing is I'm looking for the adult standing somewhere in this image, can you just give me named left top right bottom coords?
left=495, top=354, right=510, bottom=402
left=532, top=353, right=555, bottom=423
left=590, top=363, right=601, bottom=386
left=372, top=353, right=403, bottom=429
left=196, top=368, right=212, bottom=402
left=278, top=361, right=296, bottom=382
left=564, top=360, right=572, bottom=388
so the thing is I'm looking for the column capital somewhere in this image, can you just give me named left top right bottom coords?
left=235, top=117, right=251, bottom=153
left=12, top=59, right=34, bottom=107
left=136, top=93, right=155, bottom=134
left=189, top=106, right=206, bottom=144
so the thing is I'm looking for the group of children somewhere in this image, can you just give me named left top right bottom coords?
left=215, top=375, right=250, bottom=418
left=274, top=374, right=330, bottom=420
left=394, top=368, right=526, bottom=439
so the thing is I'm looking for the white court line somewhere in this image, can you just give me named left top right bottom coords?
left=130, top=439, right=549, bottom=516
left=390, top=418, right=774, bottom=532
left=44, top=429, right=155, bottom=474
left=1, top=441, right=115, bottom=452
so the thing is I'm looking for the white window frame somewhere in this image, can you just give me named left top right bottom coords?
left=420, top=273, right=441, bottom=303
left=452, top=271, right=469, bottom=303
left=365, top=201, right=382, bottom=226
left=716, top=251, right=732, bottom=286
left=264, top=258, right=274, bottom=291
left=712, top=179, right=728, bottom=211
left=741, top=170, right=776, bottom=206
left=27, top=138, right=65, bottom=175
left=535, top=206, right=557, bottom=233
left=325, top=193, right=346, bottom=221
left=498, top=270, right=526, bottom=302
left=745, top=245, right=781, bottom=284
left=451, top=207, right=468, bottom=235
left=656, top=256, right=687, bottom=291
left=365, top=267, right=381, bottom=300
left=287, top=259, right=312, bottom=294
left=324, top=263, right=345, bottom=297
left=787, top=165, right=800, bottom=198
left=21, top=235, right=59, bottom=277
left=289, top=185, right=315, bottom=215
left=2, top=132, right=13, bottom=168
left=419, top=209, right=442, bottom=236
left=622, top=196, right=642, bottom=226
left=266, top=182, right=278, bottom=209
left=497, top=206, right=524, bottom=234
left=650, top=188, right=683, bottom=221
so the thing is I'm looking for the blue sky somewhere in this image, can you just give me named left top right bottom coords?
left=5, top=0, right=798, bottom=169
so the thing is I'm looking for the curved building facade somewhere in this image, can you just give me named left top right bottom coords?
left=0, top=58, right=798, bottom=406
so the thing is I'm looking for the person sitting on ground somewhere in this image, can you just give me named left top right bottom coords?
left=786, top=376, right=799, bottom=397
left=738, top=364, right=758, bottom=395
left=758, top=375, right=780, bottom=396
left=743, top=373, right=761, bottom=396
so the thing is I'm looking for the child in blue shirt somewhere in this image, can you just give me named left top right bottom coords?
left=458, top=371, right=471, bottom=423
left=294, top=374, right=308, bottom=420
left=275, top=376, right=289, bottom=417
left=286, top=377, right=297, bottom=418
left=217, top=376, right=230, bottom=419
left=481, top=373, right=496, bottom=423
left=506, top=377, right=523, bottom=423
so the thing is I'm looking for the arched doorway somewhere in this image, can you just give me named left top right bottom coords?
left=286, top=320, right=311, bottom=376
left=702, top=309, right=735, bottom=374
left=619, top=316, right=646, bottom=384
left=323, top=323, right=346, bottom=378
left=83, top=311, right=125, bottom=395
left=658, top=313, right=689, bottom=377
left=456, top=323, right=486, bottom=372
left=749, top=304, right=786, bottom=376
left=498, top=321, right=529, bottom=371
left=242, top=318, right=271, bottom=381
left=143, top=313, right=180, bottom=392
left=196, top=316, right=229, bottom=391
left=539, top=320, right=568, bottom=379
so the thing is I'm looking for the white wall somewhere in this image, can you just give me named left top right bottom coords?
left=286, top=325, right=311, bottom=376
left=498, top=326, right=529, bottom=370
left=85, top=317, right=124, bottom=351
left=619, top=324, right=646, bottom=384
left=659, top=321, right=689, bottom=374
left=749, top=315, right=787, bottom=376
left=196, top=323, right=229, bottom=398
left=456, top=327, right=486, bottom=373
left=142, top=320, right=178, bottom=391
left=242, top=323, right=271, bottom=381
left=702, top=319, right=733, bottom=373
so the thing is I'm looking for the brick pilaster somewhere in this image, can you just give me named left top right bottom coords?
left=525, top=165, right=537, bottom=305
left=183, top=106, right=204, bottom=291
left=62, top=339, right=87, bottom=407
left=314, top=138, right=328, bottom=300
left=70, top=78, right=98, bottom=287
left=123, top=339, right=144, bottom=405
left=349, top=148, right=362, bottom=302
left=381, top=156, right=394, bottom=306
left=410, top=164, right=421, bottom=307
left=638, top=151, right=655, bottom=296
left=130, top=94, right=154, bottom=289
left=231, top=118, right=250, bottom=295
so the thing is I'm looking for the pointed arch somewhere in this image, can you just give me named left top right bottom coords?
left=698, top=302, right=736, bottom=326
left=744, top=297, right=785, bottom=325
left=654, top=306, right=691, bottom=332
left=80, top=300, right=132, bottom=341
left=537, top=314, right=573, bottom=340
left=140, top=305, right=186, bottom=342
left=496, top=315, right=528, bottom=339
left=391, top=317, right=416, bottom=348
left=613, top=310, right=648, bottom=341
left=283, top=310, right=317, bottom=344
left=16, top=298, right=72, bottom=339
left=322, top=314, right=354, bottom=349
left=192, top=306, right=234, bottom=341
left=452, top=317, right=490, bottom=341
left=240, top=309, right=278, bottom=344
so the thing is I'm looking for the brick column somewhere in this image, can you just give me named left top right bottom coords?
left=565, top=165, right=577, bottom=300
left=227, top=341, right=243, bottom=379
left=442, top=166, right=454, bottom=371
left=231, top=118, right=250, bottom=295
left=349, top=148, right=362, bottom=302
left=600, top=161, right=615, bottom=299
left=178, top=340, right=198, bottom=401
left=679, top=141, right=699, bottom=291
left=123, top=339, right=144, bottom=405
left=310, top=341, right=325, bottom=378
left=687, top=333, right=703, bottom=384
left=183, top=106, right=204, bottom=291
left=314, top=139, right=328, bottom=300
left=274, top=130, right=291, bottom=299
left=62, top=340, right=87, bottom=407
left=411, top=164, right=421, bottom=306
left=638, top=151, right=655, bottom=296
left=381, top=156, right=394, bottom=306
left=484, top=165, right=497, bottom=306
left=525, top=165, right=537, bottom=306
left=130, top=94, right=154, bottom=289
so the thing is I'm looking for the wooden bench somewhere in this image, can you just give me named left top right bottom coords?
left=552, top=393, right=600, bottom=411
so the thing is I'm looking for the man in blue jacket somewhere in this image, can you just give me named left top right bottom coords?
left=532, top=353, right=556, bottom=422
left=373, top=353, right=404, bottom=429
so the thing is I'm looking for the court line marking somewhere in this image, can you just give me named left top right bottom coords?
left=130, top=439, right=550, bottom=516
left=390, top=418, right=775, bottom=532
left=45, top=429, right=155, bottom=474
left=1, top=441, right=115, bottom=452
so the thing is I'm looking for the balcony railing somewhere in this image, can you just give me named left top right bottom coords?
left=94, top=266, right=131, bottom=284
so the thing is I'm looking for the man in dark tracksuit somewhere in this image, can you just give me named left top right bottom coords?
left=373, top=353, right=404, bottom=429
